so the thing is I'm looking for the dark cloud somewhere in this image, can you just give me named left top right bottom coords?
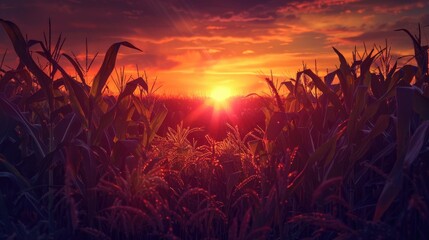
left=345, top=30, right=400, bottom=42
left=285, top=32, right=330, bottom=52
left=125, top=53, right=180, bottom=70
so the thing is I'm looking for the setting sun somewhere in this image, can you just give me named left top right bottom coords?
left=210, top=86, right=234, bottom=102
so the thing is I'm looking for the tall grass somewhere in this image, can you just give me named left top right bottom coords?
left=1, top=18, right=428, bottom=239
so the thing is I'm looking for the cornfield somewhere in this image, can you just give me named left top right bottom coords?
left=1, top=19, right=428, bottom=239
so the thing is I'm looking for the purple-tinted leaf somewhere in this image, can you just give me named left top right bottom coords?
left=396, top=27, right=428, bottom=82
left=404, top=121, right=429, bottom=168
left=0, top=156, right=31, bottom=189
left=0, top=70, right=17, bottom=92
left=298, top=69, right=346, bottom=115
left=265, top=112, right=288, bottom=141
left=0, top=19, right=54, bottom=107
left=312, top=177, right=342, bottom=204
left=62, top=53, right=86, bottom=86
left=54, top=113, right=82, bottom=145
left=91, top=106, right=116, bottom=145
left=25, top=78, right=66, bottom=105
left=359, top=49, right=377, bottom=80
left=413, top=90, right=429, bottom=120
left=111, top=139, right=142, bottom=167
left=347, top=85, right=368, bottom=141
left=374, top=87, right=413, bottom=221
left=333, top=47, right=354, bottom=109
left=0, top=94, right=46, bottom=158
left=352, top=115, right=391, bottom=163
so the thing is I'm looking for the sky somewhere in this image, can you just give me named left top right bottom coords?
left=1, top=0, right=429, bottom=96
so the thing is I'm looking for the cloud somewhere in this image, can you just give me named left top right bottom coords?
left=242, top=50, right=255, bottom=54
left=133, top=53, right=179, bottom=70
left=1, top=0, right=429, bottom=95
left=206, top=26, right=226, bottom=30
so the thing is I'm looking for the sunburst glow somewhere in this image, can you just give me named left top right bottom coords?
left=210, top=86, right=233, bottom=103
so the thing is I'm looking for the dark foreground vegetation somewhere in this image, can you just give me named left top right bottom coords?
left=159, top=96, right=265, bottom=140
left=1, top=19, right=429, bottom=239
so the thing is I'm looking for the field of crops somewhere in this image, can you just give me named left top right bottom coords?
left=1, top=19, right=429, bottom=239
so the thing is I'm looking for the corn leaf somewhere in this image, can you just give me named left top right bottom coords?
left=413, top=90, right=429, bottom=120
left=298, top=69, right=346, bottom=115
left=404, top=120, right=429, bottom=168
left=265, top=112, right=293, bottom=141
left=147, top=103, right=168, bottom=146
left=0, top=156, right=31, bottom=189
left=62, top=53, right=86, bottom=86
left=351, top=114, right=391, bottom=164
left=0, top=19, right=54, bottom=107
left=374, top=87, right=413, bottom=220
left=117, top=77, right=148, bottom=103
left=0, top=95, right=46, bottom=158
left=347, top=85, right=368, bottom=142
left=90, top=41, right=141, bottom=100
left=333, top=47, right=354, bottom=109
left=33, top=40, right=90, bottom=126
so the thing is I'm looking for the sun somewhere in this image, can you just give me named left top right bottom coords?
left=207, top=86, right=234, bottom=111
left=210, top=86, right=233, bottom=103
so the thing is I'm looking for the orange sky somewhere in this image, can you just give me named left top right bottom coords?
left=1, top=0, right=429, bottom=96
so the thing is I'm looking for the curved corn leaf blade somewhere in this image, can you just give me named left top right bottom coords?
left=0, top=94, right=46, bottom=158
left=264, top=111, right=297, bottom=142
left=298, top=69, right=346, bottom=115
left=0, top=156, right=31, bottom=189
left=351, top=114, right=391, bottom=164
left=312, top=177, right=343, bottom=204
left=404, top=120, right=429, bottom=168
left=265, top=77, right=285, bottom=112
left=295, top=83, right=314, bottom=111
left=62, top=53, right=86, bottom=86
left=54, top=113, right=82, bottom=145
left=374, top=87, right=413, bottom=221
left=25, top=78, right=65, bottom=104
left=359, top=49, right=376, bottom=82
left=265, top=112, right=288, bottom=141
left=347, top=85, right=368, bottom=141
left=117, top=77, right=148, bottom=103
left=333, top=47, right=354, bottom=109
left=0, top=19, right=54, bottom=107
left=32, top=41, right=90, bottom=126
left=281, top=81, right=295, bottom=94
left=396, top=27, right=428, bottom=82
left=319, top=132, right=341, bottom=172
left=324, top=70, right=337, bottom=87
left=90, top=41, right=142, bottom=100
left=91, top=77, right=148, bottom=145
left=147, top=103, right=168, bottom=146
left=91, top=106, right=116, bottom=145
